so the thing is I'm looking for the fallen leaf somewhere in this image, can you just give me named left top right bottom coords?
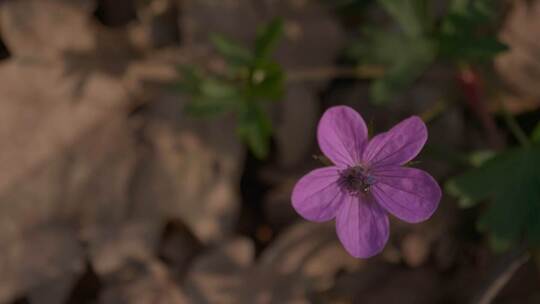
left=124, top=51, right=243, bottom=242
left=495, top=0, right=540, bottom=111
left=0, top=225, right=84, bottom=302
left=0, top=0, right=96, bottom=59
left=184, top=222, right=361, bottom=303
left=99, top=258, right=190, bottom=304
left=0, top=56, right=135, bottom=302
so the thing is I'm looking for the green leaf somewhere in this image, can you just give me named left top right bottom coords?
left=350, top=28, right=435, bottom=104
left=210, top=34, right=253, bottom=66
left=186, top=96, right=237, bottom=116
left=176, top=66, right=203, bottom=94
left=532, top=122, right=540, bottom=143
left=447, top=0, right=498, bottom=24
left=237, top=103, right=272, bottom=159
left=184, top=78, right=241, bottom=117
left=487, top=233, right=513, bottom=252
left=249, top=62, right=285, bottom=101
left=468, top=150, right=496, bottom=167
left=200, top=78, right=238, bottom=99
left=446, top=143, right=540, bottom=248
left=350, top=29, right=408, bottom=65
left=439, top=0, right=505, bottom=62
left=370, top=37, right=435, bottom=104
left=254, top=18, right=284, bottom=61
left=377, top=0, right=431, bottom=37
left=438, top=34, right=508, bottom=61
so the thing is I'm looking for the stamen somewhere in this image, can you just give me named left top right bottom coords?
left=339, top=166, right=377, bottom=196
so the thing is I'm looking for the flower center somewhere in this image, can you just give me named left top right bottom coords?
left=338, top=166, right=376, bottom=196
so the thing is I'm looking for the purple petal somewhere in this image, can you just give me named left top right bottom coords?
left=291, top=167, right=345, bottom=222
left=317, top=106, right=368, bottom=167
left=335, top=195, right=389, bottom=258
left=362, top=116, right=427, bottom=168
left=371, top=166, right=441, bottom=223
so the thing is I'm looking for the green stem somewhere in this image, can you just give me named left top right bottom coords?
left=499, top=99, right=530, bottom=147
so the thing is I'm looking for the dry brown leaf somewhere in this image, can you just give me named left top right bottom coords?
left=0, top=56, right=137, bottom=302
left=0, top=2, right=242, bottom=302
left=488, top=93, right=540, bottom=115
left=158, top=219, right=205, bottom=281
left=0, top=225, right=85, bottom=302
left=495, top=0, right=540, bottom=112
left=184, top=223, right=361, bottom=304
left=99, top=258, right=190, bottom=304
left=124, top=51, right=243, bottom=243
left=89, top=221, right=161, bottom=277
left=0, top=0, right=96, bottom=59
left=134, top=0, right=181, bottom=48
left=0, top=0, right=154, bottom=100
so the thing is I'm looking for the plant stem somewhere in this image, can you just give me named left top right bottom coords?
left=473, top=249, right=530, bottom=304
left=457, top=66, right=505, bottom=150
left=499, top=99, right=531, bottom=147
left=419, top=99, right=448, bottom=123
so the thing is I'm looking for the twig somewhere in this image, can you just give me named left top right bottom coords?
left=498, top=98, right=531, bottom=147
left=286, top=65, right=385, bottom=83
left=457, top=66, right=505, bottom=150
left=419, top=99, right=448, bottom=123
left=472, top=249, right=530, bottom=304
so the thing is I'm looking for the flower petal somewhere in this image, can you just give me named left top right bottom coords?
left=335, top=195, right=389, bottom=258
left=317, top=106, right=368, bottom=167
left=371, top=166, right=441, bottom=223
left=363, top=116, right=427, bottom=167
left=291, top=167, right=345, bottom=222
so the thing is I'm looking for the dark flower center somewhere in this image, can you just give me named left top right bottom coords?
left=339, top=166, right=376, bottom=196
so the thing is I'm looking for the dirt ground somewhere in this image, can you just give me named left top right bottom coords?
left=0, top=0, right=539, bottom=303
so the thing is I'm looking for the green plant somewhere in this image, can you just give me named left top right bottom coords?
left=348, top=0, right=507, bottom=104
left=447, top=123, right=540, bottom=251
left=177, top=19, right=285, bottom=159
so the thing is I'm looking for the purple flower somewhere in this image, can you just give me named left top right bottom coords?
left=292, top=106, right=441, bottom=258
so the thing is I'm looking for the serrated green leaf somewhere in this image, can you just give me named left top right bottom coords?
left=438, top=34, right=508, bottom=61
left=350, top=29, right=410, bottom=65
left=448, top=0, right=498, bottom=23
left=350, top=27, right=435, bottom=104
left=237, top=103, right=272, bottom=159
left=446, top=143, right=540, bottom=248
left=439, top=0, right=505, bottom=62
left=210, top=34, right=253, bottom=66
left=377, top=0, right=431, bottom=37
left=254, top=18, right=283, bottom=61
left=370, top=37, right=435, bottom=104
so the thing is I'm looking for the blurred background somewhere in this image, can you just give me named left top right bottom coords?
left=1, top=0, right=540, bottom=303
